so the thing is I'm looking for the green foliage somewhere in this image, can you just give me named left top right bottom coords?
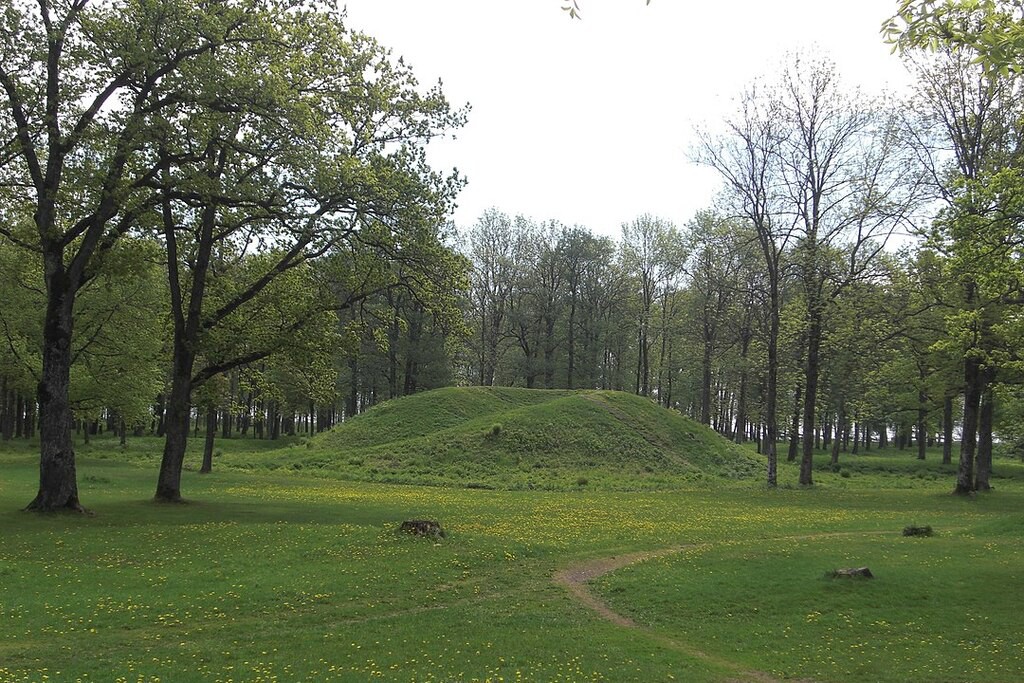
left=886, top=0, right=1024, bottom=76
left=0, top=239, right=166, bottom=425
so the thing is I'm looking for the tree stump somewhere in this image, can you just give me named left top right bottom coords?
left=399, top=520, right=446, bottom=538
left=826, top=567, right=873, bottom=579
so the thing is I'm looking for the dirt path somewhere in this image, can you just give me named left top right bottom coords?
left=553, top=546, right=689, bottom=627
left=554, top=544, right=781, bottom=682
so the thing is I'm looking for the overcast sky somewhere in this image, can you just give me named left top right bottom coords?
left=342, top=1, right=913, bottom=238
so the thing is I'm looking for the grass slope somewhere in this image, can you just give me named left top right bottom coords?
left=237, top=387, right=761, bottom=489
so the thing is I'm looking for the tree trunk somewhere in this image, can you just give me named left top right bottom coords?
left=347, top=357, right=359, bottom=418
left=700, top=333, right=713, bottom=425
left=0, top=378, right=12, bottom=441
left=156, top=348, right=195, bottom=501
left=14, top=391, right=25, bottom=439
left=956, top=355, right=982, bottom=495
left=26, top=260, right=84, bottom=512
left=154, top=191, right=215, bottom=502
left=154, top=393, right=166, bottom=436
left=787, top=383, right=801, bottom=462
left=830, top=402, right=845, bottom=468
left=201, top=405, right=216, bottom=474
left=976, top=382, right=994, bottom=491
left=733, top=335, right=751, bottom=444
left=942, top=393, right=954, bottom=465
left=544, top=313, right=556, bottom=389
left=764, top=279, right=780, bottom=487
left=917, top=386, right=928, bottom=461
left=567, top=296, right=577, bottom=390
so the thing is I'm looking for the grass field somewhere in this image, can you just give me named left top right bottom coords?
left=1, top=392, right=1022, bottom=682
left=207, top=388, right=763, bottom=490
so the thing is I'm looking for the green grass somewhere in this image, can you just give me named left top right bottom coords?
left=596, top=518, right=1024, bottom=682
left=217, top=388, right=763, bottom=490
left=1, top=420, right=1022, bottom=681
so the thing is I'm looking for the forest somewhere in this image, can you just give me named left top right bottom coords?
left=1, top=0, right=1023, bottom=512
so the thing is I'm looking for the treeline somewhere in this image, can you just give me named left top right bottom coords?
left=3, top=1, right=1024, bottom=509
left=457, top=47, right=1024, bottom=493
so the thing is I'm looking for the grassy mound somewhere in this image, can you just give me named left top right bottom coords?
left=235, top=387, right=762, bottom=489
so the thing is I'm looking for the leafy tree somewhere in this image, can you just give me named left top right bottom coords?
left=466, top=209, right=521, bottom=386
left=685, top=211, right=742, bottom=425
left=0, top=239, right=165, bottom=444
left=620, top=214, right=683, bottom=398
left=774, top=53, right=921, bottom=486
left=0, top=0, right=308, bottom=511
left=901, top=37, right=1024, bottom=493
left=145, top=9, right=463, bottom=502
left=696, top=83, right=793, bottom=487
left=886, top=0, right=1024, bottom=76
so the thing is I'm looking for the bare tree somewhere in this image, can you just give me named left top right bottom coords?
left=696, top=84, right=792, bottom=487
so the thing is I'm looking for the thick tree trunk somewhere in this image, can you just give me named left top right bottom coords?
left=976, top=383, right=994, bottom=491
left=156, top=351, right=194, bottom=501
left=403, top=309, right=423, bottom=395
left=956, top=356, right=982, bottom=495
left=26, top=258, right=84, bottom=512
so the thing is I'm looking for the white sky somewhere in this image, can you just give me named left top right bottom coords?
left=342, top=0, right=914, bottom=238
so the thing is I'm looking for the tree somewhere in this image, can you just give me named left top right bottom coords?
left=0, top=0, right=306, bottom=511
left=886, top=0, right=1024, bottom=76
left=620, top=214, right=682, bottom=398
left=466, top=210, right=520, bottom=387
left=686, top=211, right=742, bottom=425
left=696, top=84, right=792, bottom=487
left=141, top=9, right=463, bottom=502
left=902, top=42, right=1024, bottom=493
left=776, top=54, right=920, bottom=486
